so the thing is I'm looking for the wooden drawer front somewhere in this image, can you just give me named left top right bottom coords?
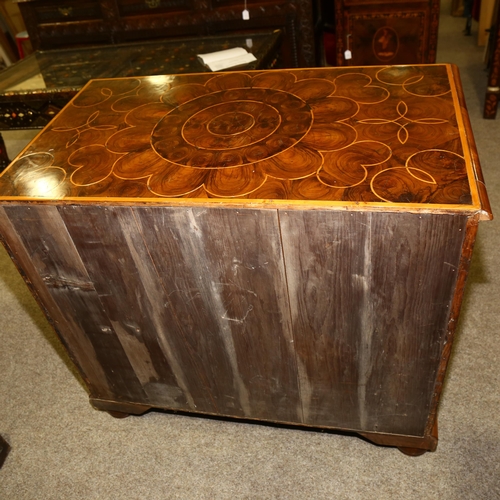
left=346, top=11, right=427, bottom=65
left=117, top=0, right=192, bottom=16
left=34, top=1, right=102, bottom=22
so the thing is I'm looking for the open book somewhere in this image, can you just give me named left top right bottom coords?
left=197, top=47, right=257, bottom=71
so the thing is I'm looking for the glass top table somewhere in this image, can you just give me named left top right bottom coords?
left=0, top=30, right=282, bottom=131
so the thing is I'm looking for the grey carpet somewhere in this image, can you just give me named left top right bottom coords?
left=1, top=3, right=499, bottom=499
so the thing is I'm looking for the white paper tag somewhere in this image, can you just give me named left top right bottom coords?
left=242, top=9, right=250, bottom=20
left=246, top=38, right=253, bottom=48
left=344, top=49, right=352, bottom=60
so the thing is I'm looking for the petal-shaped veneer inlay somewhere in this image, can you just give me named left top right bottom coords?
left=205, top=164, right=267, bottom=197
left=113, top=149, right=168, bottom=179
left=124, top=102, right=175, bottom=127
left=311, top=97, right=359, bottom=123
left=206, top=72, right=253, bottom=92
left=148, top=164, right=208, bottom=197
left=69, top=145, right=121, bottom=186
left=73, top=79, right=142, bottom=107
left=161, top=84, right=209, bottom=106
left=106, top=126, right=151, bottom=153
left=249, top=177, right=291, bottom=199
left=257, top=144, right=323, bottom=180
left=290, top=79, right=335, bottom=101
left=333, top=73, right=389, bottom=104
left=319, top=141, right=392, bottom=188
left=405, top=150, right=471, bottom=204
left=376, top=66, right=451, bottom=97
left=371, top=166, right=437, bottom=203
left=301, top=122, right=357, bottom=151
left=251, top=71, right=297, bottom=89
left=14, top=164, right=68, bottom=199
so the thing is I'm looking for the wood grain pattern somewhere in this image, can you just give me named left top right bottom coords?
left=0, top=205, right=117, bottom=400
left=280, top=210, right=467, bottom=435
left=0, top=64, right=489, bottom=218
left=0, top=202, right=303, bottom=419
left=58, top=205, right=192, bottom=409
left=132, top=206, right=301, bottom=421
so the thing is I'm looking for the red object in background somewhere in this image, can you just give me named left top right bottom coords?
left=323, top=31, right=336, bottom=66
left=15, top=31, right=30, bottom=59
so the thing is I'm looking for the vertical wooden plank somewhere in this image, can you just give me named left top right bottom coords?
left=0, top=206, right=112, bottom=400
left=365, top=212, right=468, bottom=436
left=59, top=205, right=193, bottom=411
left=424, top=215, right=479, bottom=435
left=1, top=204, right=147, bottom=403
left=280, top=210, right=467, bottom=436
left=134, top=206, right=302, bottom=423
left=279, top=210, right=368, bottom=429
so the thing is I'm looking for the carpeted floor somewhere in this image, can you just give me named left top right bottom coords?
left=1, top=2, right=499, bottom=499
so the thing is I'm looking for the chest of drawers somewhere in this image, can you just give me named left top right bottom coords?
left=0, top=64, right=491, bottom=455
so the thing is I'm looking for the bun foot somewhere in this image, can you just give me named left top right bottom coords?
left=107, top=410, right=130, bottom=419
left=90, top=398, right=151, bottom=417
left=398, top=446, right=428, bottom=457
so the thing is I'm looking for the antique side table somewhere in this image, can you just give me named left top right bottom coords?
left=0, top=64, right=492, bottom=455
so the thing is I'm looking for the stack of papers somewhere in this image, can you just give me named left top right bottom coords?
left=197, top=47, right=257, bottom=71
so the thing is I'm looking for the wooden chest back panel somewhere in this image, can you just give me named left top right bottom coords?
left=59, top=205, right=196, bottom=409
left=2, top=202, right=302, bottom=421
left=0, top=200, right=467, bottom=435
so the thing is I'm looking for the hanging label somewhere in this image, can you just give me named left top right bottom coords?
left=242, top=9, right=250, bottom=20
left=344, top=49, right=352, bottom=60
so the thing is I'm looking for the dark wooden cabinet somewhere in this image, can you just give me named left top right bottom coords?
left=334, top=0, right=440, bottom=66
left=15, top=0, right=318, bottom=67
left=0, top=64, right=492, bottom=455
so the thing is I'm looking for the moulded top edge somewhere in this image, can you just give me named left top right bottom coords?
left=0, top=64, right=491, bottom=218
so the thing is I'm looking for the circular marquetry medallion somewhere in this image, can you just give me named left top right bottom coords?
left=152, top=89, right=313, bottom=169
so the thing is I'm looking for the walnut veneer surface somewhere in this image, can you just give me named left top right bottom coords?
left=0, top=64, right=490, bottom=212
left=0, top=64, right=492, bottom=455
